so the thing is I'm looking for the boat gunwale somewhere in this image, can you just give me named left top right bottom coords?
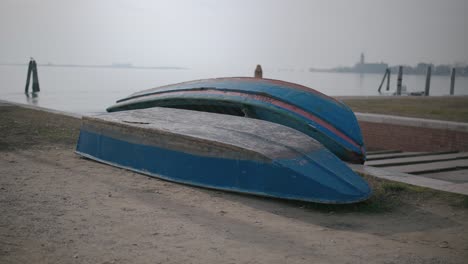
left=120, top=77, right=342, bottom=104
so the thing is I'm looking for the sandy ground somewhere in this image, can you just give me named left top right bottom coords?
left=1, top=104, right=468, bottom=264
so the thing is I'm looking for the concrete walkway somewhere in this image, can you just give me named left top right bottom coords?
left=350, top=164, right=468, bottom=196
left=366, top=152, right=468, bottom=166
left=351, top=150, right=468, bottom=196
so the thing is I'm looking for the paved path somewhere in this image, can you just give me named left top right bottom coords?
left=350, top=164, right=468, bottom=196
left=422, top=170, right=468, bottom=184
left=366, top=152, right=468, bottom=167
left=383, top=159, right=468, bottom=174
left=357, top=151, right=468, bottom=195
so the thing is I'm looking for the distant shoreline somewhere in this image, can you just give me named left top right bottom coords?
left=0, top=63, right=188, bottom=70
left=310, top=65, right=468, bottom=77
left=309, top=68, right=468, bottom=77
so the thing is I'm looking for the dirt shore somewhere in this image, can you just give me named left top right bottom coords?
left=1, top=104, right=467, bottom=264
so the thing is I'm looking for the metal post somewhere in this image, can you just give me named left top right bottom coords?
left=424, top=66, right=431, bottom=96
left=450, top=68, right=456, bottom=95
left=254, top=64, right=263, bottom=78
left=396, top=66, right=403, bottom=95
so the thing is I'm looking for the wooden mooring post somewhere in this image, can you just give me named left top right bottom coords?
left=424, top=66, right=431, bottom=96
left=386, top=69, right=391, bottom=91
left=25, top=58, right=40, bottom=93
left=396, top=66, right=403, bottom=95
left=378, top=68, right=390, bottom=93
left=450, top=68, right=456, bottom=95
left=254, top=64, right=263, bottom=78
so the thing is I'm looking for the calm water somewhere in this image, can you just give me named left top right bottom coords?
left=1, top=65, right=467, bottom=114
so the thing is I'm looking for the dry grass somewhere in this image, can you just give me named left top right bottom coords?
left=0, top=106, right=80, bottom=151
left=341, top=96, right=468, bottom=123
left=296, top=174, right=468, bottom=213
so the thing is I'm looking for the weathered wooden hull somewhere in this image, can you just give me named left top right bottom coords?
left=107, top=77, right=366, bottom=164
left=76, top=107, right=371, bottom=204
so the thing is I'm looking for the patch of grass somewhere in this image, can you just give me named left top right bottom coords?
left=293, top=174, right=468, bottom=214
left=0, top=106, right=81, bottom=150
left=381, top=182, right=407, bottom=192
left=381, top=181, right=427, bottom=193
left=293, top=176, right=404, bottom=214
left=462, top=197, right=468, bottom=208
left=342, top=97, right=468, bottom=122
left=450, top=196, right=468, bottom=209
left=36, top=125, right=80, bottom=145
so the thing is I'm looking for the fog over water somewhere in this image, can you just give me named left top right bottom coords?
left=1, top=0, right=467, bottom=68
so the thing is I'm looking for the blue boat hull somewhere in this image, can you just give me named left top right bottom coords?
left=75, top=108, right=371, bottom=204
left=107, top=77, right=366, bottom=164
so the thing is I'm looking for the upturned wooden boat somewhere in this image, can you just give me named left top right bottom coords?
left=107, top=77, right=366, bottom=164
left=75, top=107, right=371, bottom=204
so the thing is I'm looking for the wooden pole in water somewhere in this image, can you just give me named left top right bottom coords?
left=377, top=69, right=388, bottom=93
left=386, top=68, right=391, bottom=91
left=396, top=66, right=403, bottom=95
left=31, top=60, right=40, bottom=93
left=424, top=66, right=431, bottom=96
left=24, top=58, right=40, bottom=93
left=254, top=65, right=263, bottom=78
left=450, top=68, right=456, bottom=95
left=24, top=59, right=33, bottom=93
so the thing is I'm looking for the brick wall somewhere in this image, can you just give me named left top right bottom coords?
left=359, top=121, right=468, bottom=152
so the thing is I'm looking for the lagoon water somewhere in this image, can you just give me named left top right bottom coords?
left=1, top=65, right=467, bottom=114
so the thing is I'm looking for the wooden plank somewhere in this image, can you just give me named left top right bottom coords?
left=366, top=152, right=468, bottom=167
left=383, top=159, right=468, bottom=174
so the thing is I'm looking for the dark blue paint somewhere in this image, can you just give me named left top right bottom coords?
left=76, top=129, right=371, bottom=204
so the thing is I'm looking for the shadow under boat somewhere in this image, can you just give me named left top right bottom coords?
left=76, top=107, right=371, bottom=204
left=107, top=77, right=366, bottom=164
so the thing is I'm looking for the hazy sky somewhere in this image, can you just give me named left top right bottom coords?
left=1, top=0, right=467, bottom=68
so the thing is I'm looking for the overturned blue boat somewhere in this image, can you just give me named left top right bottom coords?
left=76, top=107, right=371, bottom=203
left=107, top=77, right=366, bottom=164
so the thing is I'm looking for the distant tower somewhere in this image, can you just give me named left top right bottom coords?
left=360, top=52, right=365, bottom=65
